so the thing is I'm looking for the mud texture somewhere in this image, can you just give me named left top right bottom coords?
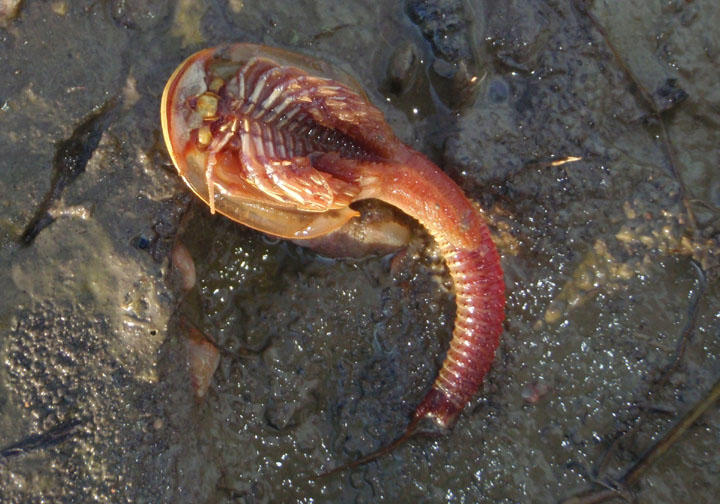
left=0, top=1, right=718, bottom=503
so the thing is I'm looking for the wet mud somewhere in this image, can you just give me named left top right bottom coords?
left=0, top=1, right=718, bottom=503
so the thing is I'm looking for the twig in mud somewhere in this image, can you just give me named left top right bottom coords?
left=1, top=419, right=84, bottom=459
left=550, top=156, right=583, bottom=167
left=562, top=259, right=709, bottom=503
left=562, top=377, right=720, bottom=504
left=623, top=377, right=720, bottom=485
left=654, top=260, right=707, bottom=386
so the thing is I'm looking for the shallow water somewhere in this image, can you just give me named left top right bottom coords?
left=0, top=1, right=718, bottom=502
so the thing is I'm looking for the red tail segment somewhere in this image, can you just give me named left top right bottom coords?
left=414, top=245, right=504, bottom=428
left=358, top=149, right=505, bottom=429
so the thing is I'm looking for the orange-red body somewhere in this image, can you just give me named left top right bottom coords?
left=161, top=43, right=505, bottom=437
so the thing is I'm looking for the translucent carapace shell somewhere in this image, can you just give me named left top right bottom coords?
left=161, top=43, right=394, bottom=239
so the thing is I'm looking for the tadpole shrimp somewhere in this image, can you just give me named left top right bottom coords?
left=161, top=43, right=505, bottom=471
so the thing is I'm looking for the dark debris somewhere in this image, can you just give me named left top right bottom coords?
left=1, top=419, right=84, bottom=459
left=19, top=98, right=118, bottom=246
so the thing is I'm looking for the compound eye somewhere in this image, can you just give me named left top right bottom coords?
left=194, top=92, right=219, bottom=121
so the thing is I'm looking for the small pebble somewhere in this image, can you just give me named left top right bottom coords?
left=521, top=382, right=549, bottom=404
left=387, top=42, right=420, bottom=94
left=172, top=242, right=196, bottom=291
left=186, top=327, right=220, bottom=399
left=0, top=0, right=23, bottom=27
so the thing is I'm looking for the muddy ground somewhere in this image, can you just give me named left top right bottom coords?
left=0, top=1, right=718, bottom=503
